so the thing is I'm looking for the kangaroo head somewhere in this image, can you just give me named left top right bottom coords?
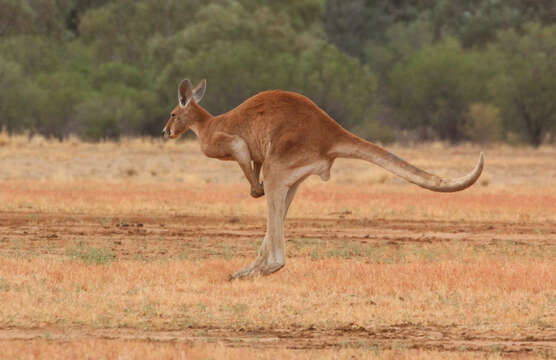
left=163, top=79, right=206, bottom=139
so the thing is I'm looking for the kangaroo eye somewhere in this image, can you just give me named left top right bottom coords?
left=171, top=113, right=176, bottom=117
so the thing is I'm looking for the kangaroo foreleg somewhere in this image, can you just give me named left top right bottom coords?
left=213, top=132, right=264, bottom=198
left=252, top=161, right=264, bottom=197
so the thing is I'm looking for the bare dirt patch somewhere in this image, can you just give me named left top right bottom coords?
left=0, top=324, right=554, bottom=354
left=1, top=211, right=554, bottom=262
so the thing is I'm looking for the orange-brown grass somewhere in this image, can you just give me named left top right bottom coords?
left=10, top=340, right=556, bottom=360
left=3, top=340, right=538, bottom=360
left=0, top=257, right=553, bottom=333
left=1, top=134, right=555, bottom=222
left=1, top=135, right=555, bottom=358
left=0, top=181, right=555, bottom=222
left=1, top=133, right=555, bottom=187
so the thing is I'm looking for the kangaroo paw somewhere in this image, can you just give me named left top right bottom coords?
left=250, top=183, right=265, bottom=198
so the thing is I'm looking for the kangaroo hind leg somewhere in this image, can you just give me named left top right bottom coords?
left=229, top=159, right=323, bottom=279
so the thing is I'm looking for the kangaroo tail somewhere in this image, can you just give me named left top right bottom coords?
left=331, top=135, right=484, bottom=193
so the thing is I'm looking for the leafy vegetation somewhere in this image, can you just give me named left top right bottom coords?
left=488, top=23, right=556, bottom=146
left=1, top=0, right=555, bottom=145
left=389, top=38, right=493, bottom=142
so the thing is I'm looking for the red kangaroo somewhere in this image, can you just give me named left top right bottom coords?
left=163, top=79, right=484, bottom=279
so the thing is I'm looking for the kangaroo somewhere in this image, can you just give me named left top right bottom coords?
left=163, top=79, right=484, bottom=279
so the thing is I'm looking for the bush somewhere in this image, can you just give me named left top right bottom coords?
left=464, top=103, right=503, bottom=144
left=389, top=38, right=491, bottom=143
left=0, top=57, right=35, bottom=133
left=488, top=23, right=556, bottom=147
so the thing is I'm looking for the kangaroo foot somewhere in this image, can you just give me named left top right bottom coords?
left=229, top=258, right=284, bottom=280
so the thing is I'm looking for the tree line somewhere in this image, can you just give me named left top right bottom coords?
left=1, top=0, right=555, bottom=146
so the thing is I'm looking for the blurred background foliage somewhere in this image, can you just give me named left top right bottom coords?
left=0, top=0, right=555, bottom=145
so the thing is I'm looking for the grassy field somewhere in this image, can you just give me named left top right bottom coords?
left=0, top=132, right=555, bottom=359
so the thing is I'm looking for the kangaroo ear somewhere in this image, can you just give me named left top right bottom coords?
left=192, top=79, right=206, bottom=103
left=178, top=79, right=193, bottom=108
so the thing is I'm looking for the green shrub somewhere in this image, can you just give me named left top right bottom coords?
left=464, top=103, right=503, bottom=144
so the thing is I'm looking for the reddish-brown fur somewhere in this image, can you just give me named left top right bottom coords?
left=167, top=90, right=348, bottom=169
left=163, top=79, right=484, bottom=279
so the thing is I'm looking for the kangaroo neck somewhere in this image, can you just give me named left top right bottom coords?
left=188, top=102, right=213, bottom=139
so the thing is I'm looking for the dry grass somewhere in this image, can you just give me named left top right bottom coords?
left=0, top=134, right=555, bottom=358
left=0, top=257, right=553, bottom=332
left=4, top=340, right=541, bottom=360
left=1, top=131, right=555, bottom=187
left=0, top=181, right=555, bottom=223
left=1, top=133, right=555, bottom=222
